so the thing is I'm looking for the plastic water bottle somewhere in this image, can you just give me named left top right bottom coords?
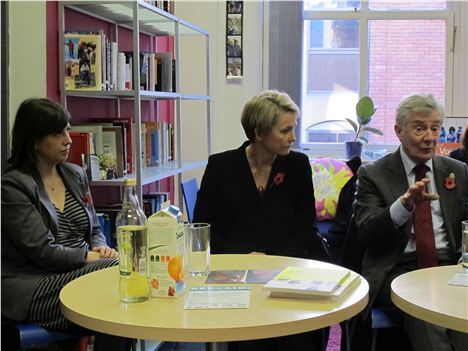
left=116, top=178, right=150, bottom=303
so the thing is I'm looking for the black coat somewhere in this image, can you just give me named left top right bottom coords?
left=193, top=141, right=328, bottom=261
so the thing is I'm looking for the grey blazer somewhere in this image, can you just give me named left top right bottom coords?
left=1, top=162, right=107, bottom=321
left=354, top=148, right=468, bottom=315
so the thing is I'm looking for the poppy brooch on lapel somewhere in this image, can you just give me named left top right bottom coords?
left=444, top=173, right=456, bottom=190
left=272, top=172, right=285, bottom=186
left=83, top=192, right=93, bottom=206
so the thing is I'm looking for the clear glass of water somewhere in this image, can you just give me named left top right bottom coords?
left=462, top=221, right=468, bottom=272
left=185, top=223, right=210, bottom=277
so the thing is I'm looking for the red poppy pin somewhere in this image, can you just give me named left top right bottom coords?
left=272, top=172, right=285, bottom=186
left=444, top=173, right=456, bottom=190
left=83, top=192, right=93, bottom=206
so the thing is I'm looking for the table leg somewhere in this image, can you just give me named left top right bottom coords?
left=206, top=342, right=228, bottom=351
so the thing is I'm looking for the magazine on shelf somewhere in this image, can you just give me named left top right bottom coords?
left=64, top=33, right=102, bottom=91
left=263, top=266, right=351, bottom=297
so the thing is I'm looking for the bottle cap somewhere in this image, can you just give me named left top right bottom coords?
left=124, top=178, right=137, bottom=186
left=168, top=205, right=180, bottom=216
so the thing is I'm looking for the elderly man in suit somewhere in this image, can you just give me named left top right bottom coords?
left=354, top=93, right=468, bottom=351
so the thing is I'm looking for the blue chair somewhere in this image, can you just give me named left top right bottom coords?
left=2, top=321, right=81, bottom=350
left=181, top=178, right=198, bottom=223
left=338, top=216, right=399, bottom=351
left=370, top=307, right=396, bottom=351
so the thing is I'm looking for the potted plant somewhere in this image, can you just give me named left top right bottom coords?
left=345, top=96, right=383, bottom=159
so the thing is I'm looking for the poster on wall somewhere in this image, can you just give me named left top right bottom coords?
left=226, top=1, right=243, bottom=79
left=436, top=116, right=468, bottom=156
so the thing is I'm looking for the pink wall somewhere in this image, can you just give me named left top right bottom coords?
left=46, top=3, right=175, bottom=203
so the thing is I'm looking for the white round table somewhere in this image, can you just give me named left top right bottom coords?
left=391, top=264, right=468, bottom=333
left=60, top=254, right=369, bottom=341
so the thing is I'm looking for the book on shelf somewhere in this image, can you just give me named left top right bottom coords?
left=102, top=126, right=125, bottom=178
left=148, top=53, right=156, bottom=91
left=94, top=204, right=122, bottom=248
left=171, top=58, right=177, bottom=93
left=159, top=121, right=173, bottom=164
left=122, top=51, right=150, bottom=90
left=142, top=0, right=175, bottom=14
left=110, top=41, right=118, bottom=90
left=68, top=132, right=91, bottom=167
left=71, top=124, right=103, bottom=155
left=142, top=192, right=170, bottom=217
left=143, top=121, right=160, bottom=166
left=100, top=30, right=107, bottom=90
left=263, top=266, right=351, bottom=297
left=89, top=117, right=134, bottom=175
left=83, top=154, right=101, bottom=181
left=64, top=33, right=102, bottom=91
left=154, top=52, right=173, bottom=92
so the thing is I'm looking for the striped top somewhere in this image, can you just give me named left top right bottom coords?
left=54, top=189, right=88, bottom=248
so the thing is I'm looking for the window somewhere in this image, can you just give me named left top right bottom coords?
left=301, top=0, right=453, bottom=148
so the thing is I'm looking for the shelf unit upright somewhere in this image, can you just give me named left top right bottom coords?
left=58, top=0, right=211, bottom=207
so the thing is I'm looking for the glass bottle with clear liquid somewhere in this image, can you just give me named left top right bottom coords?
left=116, top=178, right=150, bottom=303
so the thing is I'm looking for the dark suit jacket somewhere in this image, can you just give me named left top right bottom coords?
left=354, top=148, right=468, bottom=315
left=1, top=162, right=107, bottom=321
left=193, top=141, right=328, bottom=261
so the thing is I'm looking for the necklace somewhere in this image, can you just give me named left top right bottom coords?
left=44, top=173, right=59, bottom=192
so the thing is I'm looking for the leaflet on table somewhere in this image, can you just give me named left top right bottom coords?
left=205, top=269, right=283, bottom=284
left=448, top=271, right=468, bottom=287
left=205, top=270, right=247, bottom=283
left=245, top=269, right=282, bottom=284
left=184, top=286, right=251, bottom=310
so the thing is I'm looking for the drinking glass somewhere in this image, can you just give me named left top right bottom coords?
left=185, top=223, right=210, bottom=277
left=462, top=221, right=468, bottom=272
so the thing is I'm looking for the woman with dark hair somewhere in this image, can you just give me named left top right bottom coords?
left=2, top=98, right=128, bottom=349
left=449, top=126, right=468, bottom=164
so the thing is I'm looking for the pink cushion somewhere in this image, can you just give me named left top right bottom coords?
left=311, top=158, right=353, bottom=221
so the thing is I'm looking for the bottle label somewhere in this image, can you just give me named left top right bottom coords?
left=138, top=258, right=147, bottom=274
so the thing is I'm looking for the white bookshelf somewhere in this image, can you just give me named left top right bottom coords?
left=58, top=0, right=211, bottom=206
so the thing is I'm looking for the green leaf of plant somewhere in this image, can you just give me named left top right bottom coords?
left=345, top=118, right=358, bottom=132
left=356, top=96, right=375, bottom=121
left=362, top=126, right=384, bottom=136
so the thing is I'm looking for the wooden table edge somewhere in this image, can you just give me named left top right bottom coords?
left=61, top=288, right=369, bottom=342
left=391, top=290, right=468, bottom=333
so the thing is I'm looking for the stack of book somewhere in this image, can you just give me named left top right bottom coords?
left=68, top=119, right=174, bottom=181
left=263, top=266, right=360, bottom=300
left=64, top=32, right=175, bottom=92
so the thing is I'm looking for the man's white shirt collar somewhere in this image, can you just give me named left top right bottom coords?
left=399, top=147, right=434, bottom=177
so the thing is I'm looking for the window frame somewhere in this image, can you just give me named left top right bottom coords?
left=300, top=1, right=455, bottom=156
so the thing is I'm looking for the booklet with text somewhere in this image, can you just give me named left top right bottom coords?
left=263, top=266, right=351, bottom=297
